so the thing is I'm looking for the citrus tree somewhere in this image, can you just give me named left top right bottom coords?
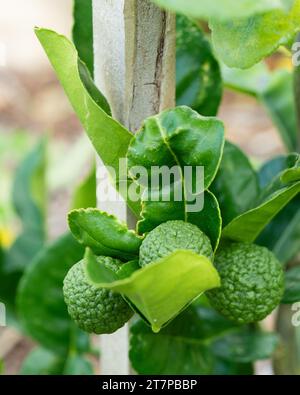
left=4, top=0, right=300, bottom=375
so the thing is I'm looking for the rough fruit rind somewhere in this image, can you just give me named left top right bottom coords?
left=63, top=257, right=133, bottom=334
left=139, top=220, right=213, bottom=267
left=207, top=242, right=284, bottom=324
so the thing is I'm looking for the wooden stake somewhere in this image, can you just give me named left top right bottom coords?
left=92, top=0, right=175, bottom=375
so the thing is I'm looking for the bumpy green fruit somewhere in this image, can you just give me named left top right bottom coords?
left=207, top=242, right=284, bottom=324
left=139, top=220, right=213, bottom=267
left=63, top=257, right=133, bottom=334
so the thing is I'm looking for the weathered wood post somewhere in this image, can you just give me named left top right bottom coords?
left=92, top=0, right=175, bottom=374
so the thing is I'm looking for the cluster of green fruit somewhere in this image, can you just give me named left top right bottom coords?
left=63, top=220, right=284, bottom=334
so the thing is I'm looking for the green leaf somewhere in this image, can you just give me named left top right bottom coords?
left=20, top=347, right=65, bottom=375
left=70, top=162, right=96, bottom=210
left=222, top=154, right=300, bottom=243
left=127, top=106, right=224, bottom=248
left=128, top=106, right=224, bottom=189
left=63, top=355, right=93, bottom=375
left=176, top=16, right=222, bottom=116
left=73, top=0, right=93, bottom=76
left=0, top=141, right=46, bottom=309
left=212, top=331, right=279, bottom=363
left=17, top=233, right=85, bottom=355
left=86, top=249, right=220, bottom=332
left=152, top=0, right=294, bottom=21
left=257, top=155, right=300, bottom=262
left=129, top=305, right=264, bottom=374
left=68, top=208, right=142, bottom=260
left=35, top=29, right=140, bottom=215
left=210, top=0, right=300, bottom=69
left=282, top=266, right=300, bottom=303
left=211, top=141, right=260, bottom=226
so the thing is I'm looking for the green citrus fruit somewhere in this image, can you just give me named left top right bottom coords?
left=139, top=220, right=213, bottom=267
left=63, top=257, right=133, bottom=334
left=207, top=242, right=284, bottom=324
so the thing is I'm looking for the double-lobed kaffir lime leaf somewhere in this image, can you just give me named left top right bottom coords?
left=127, top=106, right=224, bottom=250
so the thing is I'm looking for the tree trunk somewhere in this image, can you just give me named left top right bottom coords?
left=92, top=0, right=175, bottom=374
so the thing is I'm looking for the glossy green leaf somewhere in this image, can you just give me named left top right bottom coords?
left=176, top=16, right=222, bottom=116
left=257, top=156, right=300, bottom=262
left=17, top=233, right=86, bottom=355
left=35, top=29, right=140, bottom=215
left=222, top=153, right=300, bottom=243
left=152, top=0, right=294, bottom=21
left=127, top=106, right=224, bottom=248
left=68, top=208, right=142, bottom=260
left=129, top=305, right=267, bottom=374
left=211, top=141, right=260, bottom=227
left=128, top=106, right=224, bottom=189
left=282, top=266, right=300, bottom=303
left=86, top=249, right=220, bottom=332
left=211, top=0, right=300, bottom=69
left=0, top=141, right=46, bottom=309
left=70, top=163, right=96, bottom=210
left=20, top=347, right=65, bottom=375
left=73, top=0, right=93, bottom=76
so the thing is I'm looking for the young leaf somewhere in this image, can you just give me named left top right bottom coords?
left=222, top=154, right=300, bottom=243
left=211, top=141, right=260, bottom=226
left=73, top=0, right=93, bottom=76
left=17, top=232, right=85, bottom=355
left=152, top=0, right=294, bottom=21
left=68, top=208, right=142, bottom=260
left=35, top=29, right=135, bottom=195
left=85, top=249, right=220, bottom=332
left=176, top=16, right=222, bottom=116
left=282, top=266, right=300, bottom=303
left=210, top=0, right=300, bottom=69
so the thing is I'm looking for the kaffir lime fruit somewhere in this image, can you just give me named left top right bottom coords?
left=139, top=220, right=213, bottom=267
left=63, top=257, right=133, bottom=334
left=207, top=242, right=284, bottom=324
